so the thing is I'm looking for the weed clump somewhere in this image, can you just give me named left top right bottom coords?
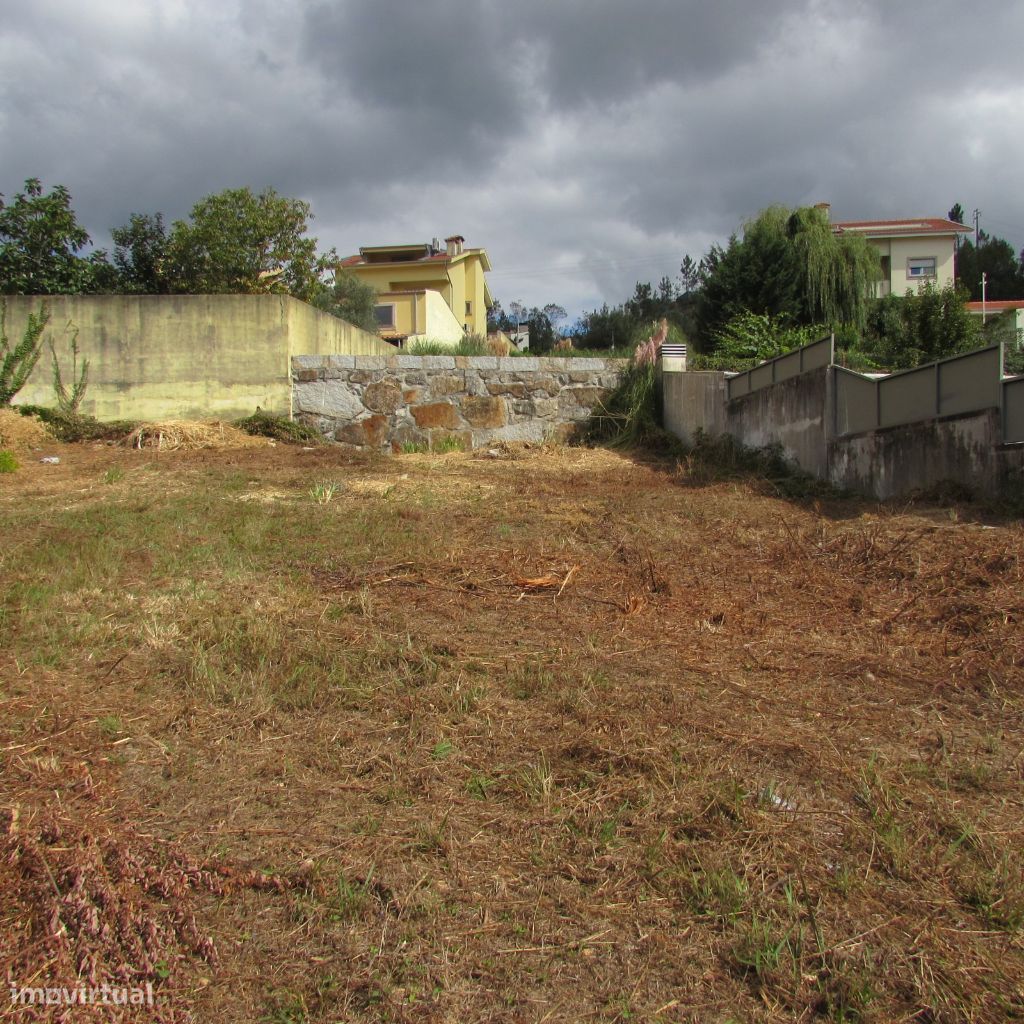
left=235, top=410, right=323, bottom=445
left=16, top=404, right=136, bottom=442
left=0, top=449, right=18, bottom=472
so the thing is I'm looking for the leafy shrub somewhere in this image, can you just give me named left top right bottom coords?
left=235, top=410, right=322, bottom=445
left=1, top=301, right=50, bottom=406
left=711, top=310, right=829, bottom=365
left=587, top=358, right=664, bottom=448
left=0, top=449, right=18, bottom=472
left=16, top=405, right=136, bottom=442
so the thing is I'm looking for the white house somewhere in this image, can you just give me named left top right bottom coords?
left=825, top=208, right=973, bottom=296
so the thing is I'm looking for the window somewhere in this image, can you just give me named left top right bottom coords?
left=374, top=304, right=395, bottom=328
left=465, top=301, right=473, bottom=316
left=907, top=257, right=936, bottom=279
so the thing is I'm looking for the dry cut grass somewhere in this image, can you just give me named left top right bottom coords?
left=0, top=440, right=1021, bottom=1022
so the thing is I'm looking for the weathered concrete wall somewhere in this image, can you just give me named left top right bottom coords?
left=292, top=354, right=625, bottom=450
left=662, top=366, right=829, bottom=478
left=828, top=410, right=1024, bottom=500
left=724, top=367, right=830, bottom=478
left=5, top=294, right=390, bottom=421
left=662, top=370, right=727, bottom=444
left=663, top=364, right=1024, bottom=500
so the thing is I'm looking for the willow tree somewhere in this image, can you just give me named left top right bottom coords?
left=785, top=205, right=881, bottom=330
left=697, top=204, right=881, bottom=343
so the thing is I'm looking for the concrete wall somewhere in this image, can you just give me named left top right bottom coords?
left=292, top=354, right=625, bottom=450
left=662, top=370, right=727, bottom=444
left=829, top=409, right=1024, bottom=500
left=422, top=290, right=465, bottom=344
left=663, top=360, right=1024, bottom=500
left=4, top=294, right=390, bottom=421
left=725, top=367, right=830, bottom=479
left=663, top=367, right=829, bottom=478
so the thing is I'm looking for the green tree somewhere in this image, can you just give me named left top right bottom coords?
left=955, top=236, right=1023, bottom=301
left=164, top=187, right=334, bottom=301
left=311, top=269, right=378, bottom=332
left=110, top=212, right=169, bottom=293
left=696, top=204, right=880, bottom=346
left=0, top=179, right=99, bottom=294
left=861, top=283, right=980, bottom=369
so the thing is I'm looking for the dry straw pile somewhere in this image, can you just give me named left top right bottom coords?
left=0, top=408, right=53, bottom=452
left=123, top=420, right=267, bottom=451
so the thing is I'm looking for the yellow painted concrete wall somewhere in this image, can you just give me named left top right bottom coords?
left=5, top=294, right=390, bottom=421
left=422, top=290, right=465, bottom=344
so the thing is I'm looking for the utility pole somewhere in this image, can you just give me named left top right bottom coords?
left=981, top=272, right=988, bottom=324
left=973, top=208, right=981, bottom=248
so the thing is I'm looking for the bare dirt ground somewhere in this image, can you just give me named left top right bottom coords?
left=1, top=437, right=1022, bottom=1022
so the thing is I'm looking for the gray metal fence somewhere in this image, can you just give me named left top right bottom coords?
left=727, top=334, right=833, bottom=400
left=1005, top=375, right=1024, bottom=443
left=833, top=345, right=1003, bottom=437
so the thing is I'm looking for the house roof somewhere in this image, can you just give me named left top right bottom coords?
left=965, top=300, right=1024, bottom=312
left=340, top=244, right=492, bottom=272
left=832, top=217, right=973, bottom=238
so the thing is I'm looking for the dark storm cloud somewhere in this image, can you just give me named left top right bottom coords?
left=1, top=0, right=1023, bottom=314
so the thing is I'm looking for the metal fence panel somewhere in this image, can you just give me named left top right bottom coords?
left=1005, top=376, right=1024, bottom=443
left=749, top=362, right=775, bottom=391
left=726, top=334, right=833, bottom=400
left=937, top=346, right=1001, bottom=416
left=834, top=369, right=879, bottom=436
left=879, top=365, right=937, bottom=428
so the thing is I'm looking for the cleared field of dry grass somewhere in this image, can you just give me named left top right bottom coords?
left=1, top=440, right=1022, bottom=1023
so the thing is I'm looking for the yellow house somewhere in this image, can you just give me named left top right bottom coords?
left=829, top=214, right=973, bottom=297
left=340, top=235, right=493, bottom=346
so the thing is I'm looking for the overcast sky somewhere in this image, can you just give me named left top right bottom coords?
left=2, top=0, right=1023, bottom=320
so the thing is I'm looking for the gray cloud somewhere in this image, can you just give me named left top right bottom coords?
left=2, top=0, right=1022, bottom=318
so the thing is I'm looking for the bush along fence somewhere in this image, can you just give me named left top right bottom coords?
left=291, top=354, right=626, bottom=451
left=663, top=337, right=1024, bottom=500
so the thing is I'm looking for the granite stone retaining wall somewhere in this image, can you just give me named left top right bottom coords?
left=291, top=354, right=626, bottom=450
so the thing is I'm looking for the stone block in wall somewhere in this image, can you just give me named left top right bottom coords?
left=294, top=380, right=365, bottom=420
left=349, top=369, right=378, bottom=384
left=402, top=371, right=426, bottom=385
left=324, top=354, right=357, bottom=370
left=486, top=381, right=527, bottom=398
left=353, top=356, right=388, bottom=370
left=566, top=358, right=605, bottom=371
left=511, top=399, right=535, bottom=416
left=420, top=356, right=457, bottom=369
left=523, top=374, right=560, bottom=397
left=412, top=402, right=460, bottom=429
left=294, top=368, right=319, bottom=382
left=531, top=397, right=558, bottom=418
left=550, top=422, right=583, bottom=443
left=291, top=354, right=326, bottom=372
left=430, top=375, right=465, bottom=396
left=462, top=356, right=498, bottom=370
left=403, top=388, right=423, bottom=404
left=462, top=395, right=507, bottom=428
left=390, top=421, right=429, bottom=452
left=502, top=357, right=538, bottom=371
left=564, top=386, right=609, bottom=408
left=364, top=380, right=403, bottom=414
left=482, top=421, right=549, bottom=444
left=599, top=373, right=622, bottom=389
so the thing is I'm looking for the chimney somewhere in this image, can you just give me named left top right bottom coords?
left=813, top=202, right=831, bottom=220
left=445, top=234, right=465, bottom=256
